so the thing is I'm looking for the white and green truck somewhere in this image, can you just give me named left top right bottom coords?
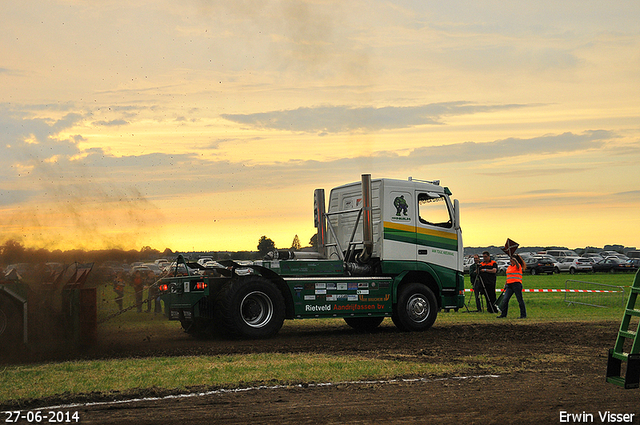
left=159, top=174, right=464, bottom=338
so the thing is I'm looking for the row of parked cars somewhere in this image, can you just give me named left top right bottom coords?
left=464, top=250, right=640, bottom=275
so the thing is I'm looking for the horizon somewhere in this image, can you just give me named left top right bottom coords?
left=2, top=1, right=639, bottom=252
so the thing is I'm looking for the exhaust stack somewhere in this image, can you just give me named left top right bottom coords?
left=357, top=174, right=373, bottom=264
left=314, top=188, right=327, bottom=258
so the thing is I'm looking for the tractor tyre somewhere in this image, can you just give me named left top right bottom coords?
left=215, top=277, right=285, bottom=339
left=0, top=294, right=23, bottom=346
left=392, top=283, right=438, bottom=332
left=344, top=316, right=384, bottom=332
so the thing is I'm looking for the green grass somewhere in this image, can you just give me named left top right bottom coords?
left=0, top=353, right=478, bottom=404
left=447, top=272, right=635, bottom=322
left=1, top=272, right=635, bottom=406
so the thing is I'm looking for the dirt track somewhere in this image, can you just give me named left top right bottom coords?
left=3, top=319, right=639, bottom=424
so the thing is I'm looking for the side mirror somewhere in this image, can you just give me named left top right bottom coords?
left=453, top=199, right=461, bottom=230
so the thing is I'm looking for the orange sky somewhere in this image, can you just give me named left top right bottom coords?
left=1, top=1, right=639, bottom=252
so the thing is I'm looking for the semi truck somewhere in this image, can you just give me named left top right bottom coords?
left=159, top=174, right=465, bottom=338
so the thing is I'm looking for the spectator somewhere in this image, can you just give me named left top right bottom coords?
left=469, top=254, right=484, bottom=312
left=497, top=255, right=527, bottom=319
left=479, top=251, right=499, bottom=313
left=113, top=272, right=125, bottom=310
left=131, top=270, right=144, bottom=313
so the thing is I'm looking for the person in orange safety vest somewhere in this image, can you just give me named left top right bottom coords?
left=497, top=254, right=527, bottom=319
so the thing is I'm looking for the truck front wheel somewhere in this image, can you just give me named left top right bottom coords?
left=392, top=283, right=437, bottom=332
left=215, top=277, right=285, bottom=339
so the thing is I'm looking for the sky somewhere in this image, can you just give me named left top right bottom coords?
left=1, top=0, right=639, bottom=253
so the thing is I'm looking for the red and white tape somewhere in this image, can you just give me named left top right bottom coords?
left=464, top=288, right=623, bottom=293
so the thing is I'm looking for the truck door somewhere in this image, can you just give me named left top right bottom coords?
left=415, top=191, right=459, bottom=269
left=383, top=190, right=416, bottom=261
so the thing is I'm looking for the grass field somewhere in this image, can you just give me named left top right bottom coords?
left=451, top=271, right=633, bottom=322
left=1, top=272, right=636, bottom=406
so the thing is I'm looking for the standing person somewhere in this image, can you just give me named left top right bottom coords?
left=469, top=254, right=483, bottom=312
left=113, top=272, right=125, bottom=310
left=497, top=255, right=527, bottom=319
left=479, top=251, right=499, bottom=313
left=146, top=270, right=161, bottom=313
left=132, top=270, right=144, bottom=313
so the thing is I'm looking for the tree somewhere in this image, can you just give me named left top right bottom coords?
left=257, top=236, right=276, bottom=257
left=0, top=240, right=26, bottom=264
left=290, top=235, right=301, bottom=250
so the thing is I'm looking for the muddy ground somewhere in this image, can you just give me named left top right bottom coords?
left=2, top=319, right=639, bottom=424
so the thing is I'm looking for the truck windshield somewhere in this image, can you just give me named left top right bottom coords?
left=418, top=193, right=452, bottom=228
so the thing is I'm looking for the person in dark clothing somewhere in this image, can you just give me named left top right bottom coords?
left=132, top=270, right=144, bottom=313
left=469, top=254, right=484, bottom=311
left=479, top=251, right=499, bottom=313
left=113, top=272, right=125, bottom=310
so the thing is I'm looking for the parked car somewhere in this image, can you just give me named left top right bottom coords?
left=591, top=257, right=638, bottom=273
left=463, top=257, right=475, bottom=274
left=626, top=251, right=640, bottom=259
left=554, top=257, right=593, bottom=274
left=628, top=259, right=640, bottom=268
left=582, top=253, right=603, bottom=262
left=546, top=249, right=579, bottom=260
left=496, top=259, right=510, bottom=275
left=142, top=263, right=163, bottom=276
left=525, top=255, right=557, bottom=275
left=599, top=251, right=629, bottom=261
left=197, top=257, right=214, bottom=266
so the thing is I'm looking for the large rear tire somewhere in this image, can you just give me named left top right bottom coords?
left=344, top=316, right=384, bottom=332
left=215, top=277, right=285, bottom=339
left=392, top=283, right=437, bottom=332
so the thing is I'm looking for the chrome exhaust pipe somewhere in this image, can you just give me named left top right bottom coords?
left=357, top=174, right=373, bottom=264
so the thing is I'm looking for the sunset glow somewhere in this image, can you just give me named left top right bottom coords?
left=2, top=1, right=639, bottom=252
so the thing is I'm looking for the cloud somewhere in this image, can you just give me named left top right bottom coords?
left=221, top=102, right=532, bottom=134
left=395, top=130, right=611, bottom=166
left=93, top=119, right=129, bottom=127
left=0, top=190, right=36, bottom=206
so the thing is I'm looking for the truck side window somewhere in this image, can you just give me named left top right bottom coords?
left=418, top=193, right=452, bottom=228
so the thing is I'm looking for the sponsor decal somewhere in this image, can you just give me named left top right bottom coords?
left=359, top=294, right=390, bottom=302
left=305, top=305, right=332, bottom=312
left=315, top=282, right=327, bottom=289
left=357, top=289, right=370, bottom=295
left=348, top=294, right=359, bottom=301
left=358, top=282, right=369, bottom=289
left=326, top=294, right=350, bottom=302
left=315, top=289, right=327, bottom=295
left=332, top=304, right=384, bottom=311
left=348, top=282, right=358, bottom=290
left=327, top=282, right=337, bottom=290
left=337, top=282, right=348, bottom=291
left=304, top=283, right=315, bottom=290
left=432, top=248, right=455, bottom=257
left=393, top=195, right=409, bottom=217
left=391, top=216, right=411, bottom=222
left=304, top=295, right=316, bottom=301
